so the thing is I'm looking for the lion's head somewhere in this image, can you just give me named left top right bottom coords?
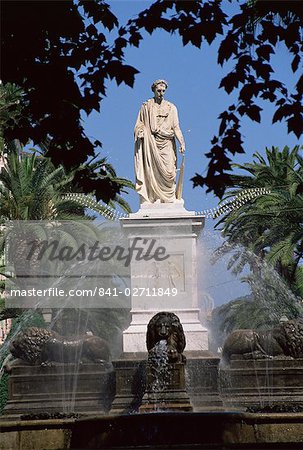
left=146, top=312, right=186, bottom=359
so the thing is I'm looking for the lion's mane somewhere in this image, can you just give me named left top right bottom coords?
left=10, top=327, right=110, bottom=364
left=146, top=312, right=186, bottom=356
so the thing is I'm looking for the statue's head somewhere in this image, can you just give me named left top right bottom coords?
left=151, top=79, right=168, bottom=92
left=151, top=79, right=168, bottom=102
left=146, top=311, right=186, bottom=355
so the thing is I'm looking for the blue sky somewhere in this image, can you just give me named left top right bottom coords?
left=84, top=1, right=301, bottom=306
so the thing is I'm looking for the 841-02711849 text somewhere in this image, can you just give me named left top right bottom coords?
left=98, top=287, right=178, bottom=297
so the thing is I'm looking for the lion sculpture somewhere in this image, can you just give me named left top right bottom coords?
left=222, top=319, right=303, bottom=364
left=8, top=327, right=111, bottom=366
left=146, top=312, right=186, bottom=363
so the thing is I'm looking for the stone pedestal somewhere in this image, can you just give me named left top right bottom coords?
left=110, top=352, right=223, bottom=414
left=140, top=361, right=192, bottom=412
left=220, top=358, right=303, bottom=410
left=4, top=363, right=115, bottom=417
left=121, top=206, right=208, bottom=352
left=110, top=354, right=147, bottom=415
left=185, top=351, right=224, bottom=411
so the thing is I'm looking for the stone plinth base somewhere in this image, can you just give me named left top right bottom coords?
left=140, top=361, right=192, bottom=412
left=109, top=354, right=146, bottom=415
left=185, top=351, right=224, bottom=411
left=129, top=201, right=194, bottom=218
left=4, top=363, right=115, bottom=417
left=220, top=358, right=303, bottom=410
left=110, top=352, right=223, bottom=414
left=140, top=395, right=192, bottom=412
left=121, top=213, right=208, bottom=353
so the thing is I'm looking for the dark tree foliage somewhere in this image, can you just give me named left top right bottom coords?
left=1, top=0, right=138, bottom=201
left=2, top=0, right=302, bottom=199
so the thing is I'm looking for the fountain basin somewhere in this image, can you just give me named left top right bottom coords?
left=1, top=412, right=303, bottom=449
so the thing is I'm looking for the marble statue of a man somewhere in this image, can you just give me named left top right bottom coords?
left=134, top=80, right=185, bottom=204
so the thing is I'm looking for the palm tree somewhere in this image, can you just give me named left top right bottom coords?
left=0, top=151, right=133, bottom=319
left=215, top=146, right=303, bottom=288
left=0, top=83, right=23, bottom=156
left=0, top=152, right=77, bottom=221
left=213, top=145, right=303, bottom=335
left=69, top=154, right=134, bottom=214
left=0, top=149, right=133, bottom=221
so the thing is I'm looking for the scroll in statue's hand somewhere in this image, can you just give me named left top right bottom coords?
left=179, top=145, right=185, bottom=154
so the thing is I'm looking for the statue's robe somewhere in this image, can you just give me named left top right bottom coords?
left=134, top=98, right=184, bottom=203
